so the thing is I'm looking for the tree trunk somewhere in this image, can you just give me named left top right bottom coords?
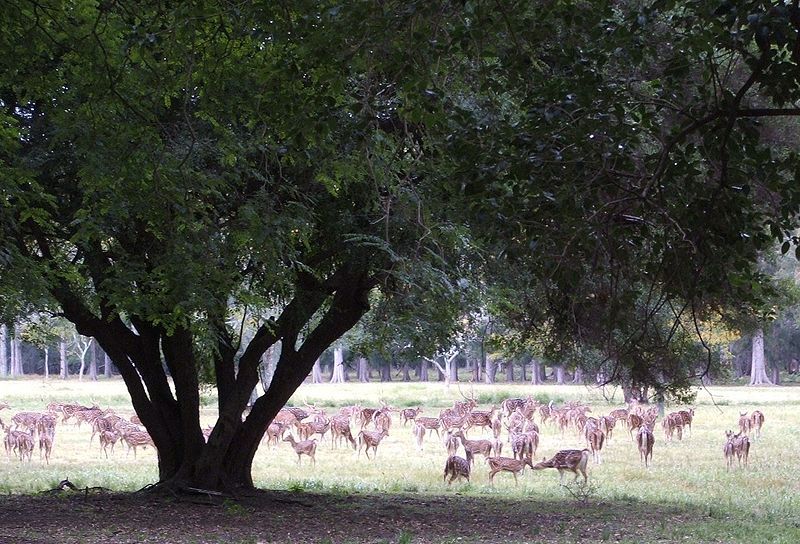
left=419, top=359, right=428, bottom=382
left=530, top=359, right=543, bottom=385
left=449, top=357, right=458, bottom=384
left=402, top=361, right=410, bottom=381
left=505, top=360, right=514, bottom=382
left=60, top=340, right=68, bottom=379
left=520, top=359, right=526, bottom=382
left=485, top=357, right=496, bottom=384
left=89, top=341, right=98, bottom=381
left=380, top=363, right=392, bottom=382
left=104, top=352, right=113, bottom=378
left=472, top=357, right=480, bottom=382
left=772, top=365, right=781, bottom=385
left=43, top=347, right=49, bottom=379
left=749, top=328, right=773, bottom=386
left=572, top=368, right=583, bottom=384
left=555, top=365, right=565, bottom=385
left=358, top=357, right=370, bottom=382
left=0, top=324, right=7, bottom=378
left=311, top=358, right=323, bottom=383
left=329, top=347, right=345, bottom=383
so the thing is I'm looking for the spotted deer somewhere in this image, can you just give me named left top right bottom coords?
left=412, top=422, right=426, bottom=452
left=723, top=431, right=736, bottom=470
left=442, top=430, right=459, bottom=456
left=532, top=449, right=590, bottom=485
left=5, top=430, right=34, bottom=462
left=443, top=455, right=471, bottom=484
left=415, top=416, right=442, bottom=437
left=123, top=431, right=155, bottom=458
left=662, top=412, right=684, bottom=442
left=637, top=425, right=655, bottom=467
left=725, top=430, right=750, bottom=468
left=357, top=429, right=388, bottom=459
left=628, top=413, right=643, bottom=438
left=330, top=415, right=356, bottom=450
left=453, top=431, right=493, bottom=466
left=283, top=434, right=317, bottom=465
left=678, top=408, right=695, bottom=436
left=587, top=428, right=605, bottom=464
left=99, top=430, right=119, bottom=458
left=487, top=456, right=533, bottom=485
left=738, top=412, right=751, bottom=436
left=599, top=415, right=616, bottom=442
left=400, top=407, right=422, bottom=426
left=749, top=410, right=765, bottom=439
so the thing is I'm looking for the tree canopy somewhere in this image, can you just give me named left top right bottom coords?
left=2, top=0, right=800, bottom=491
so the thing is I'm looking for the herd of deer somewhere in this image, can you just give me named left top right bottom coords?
left=1, top=397, right=766, bottom=484
left=1, top=400, right=154, bottom=463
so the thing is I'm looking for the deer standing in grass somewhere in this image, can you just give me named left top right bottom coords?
left=749, top=410, right=765, bottom=439
left=725, top=430, right=750, bottom=468
left=400, top=407, right=422, bottom=426
left=357, top=429, right=388, bottom=459
left=443, top=455, right=471, bottom=484
left=453, top=430, right=493, bottom=466
left=532, top=449, right=590, bottom=485
left=587, top=428, right=605, bottom=464
left=738, top=412, right=751, bottom=436
left=283, top=434, right=317, bottom=465
left=487, top=456, right=533, bottom=485
left=637, top=424, right=655, bottom=467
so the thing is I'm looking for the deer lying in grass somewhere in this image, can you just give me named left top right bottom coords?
left=749, top=410, right=765, bottom=439
left=487, top=456, right=533, bottom=485
left=443, top=455, right=471, bottom=484
left=283, top=434, right=317, bottom=465
left=532, top=449, right=589, bottom=485
left=637, top=425, right=655, bottom=467
left=357, top=429, right=388, bottom=459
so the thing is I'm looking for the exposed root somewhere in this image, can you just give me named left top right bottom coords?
left=41, top=478, right=112, bottom=496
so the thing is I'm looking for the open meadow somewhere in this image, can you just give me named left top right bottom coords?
left=1, top=377, right=799, bottom=543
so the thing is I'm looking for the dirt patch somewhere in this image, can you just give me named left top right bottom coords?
left=0, top=489, right=693, bottom=543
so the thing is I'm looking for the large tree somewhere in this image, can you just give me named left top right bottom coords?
left=2, top=1, right=800, bottom=492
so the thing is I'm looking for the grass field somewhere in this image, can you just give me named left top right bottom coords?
left=1, top=377, right=799, bottom=543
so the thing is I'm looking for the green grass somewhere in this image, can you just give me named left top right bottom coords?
left=1, top=377, right=799, bottom=542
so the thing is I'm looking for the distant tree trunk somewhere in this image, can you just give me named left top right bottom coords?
left=89, top=342, right=98, bottom=381
left=0, top=324, right=8, bottom=377
left=311, top=358, right=323, bottom=383
left=104, top=352, right=113, bottom=378
left=506, top=360, right=514, bottom=382
left=521, top=360, right=527, bottom=382
left=572, top=368, right=583, bottom=384
left=485, top=357, right=496, bottom=384
left=59, top=340, right=68, bottom=379
left=330, top=347, right=345, bottom=383
left=380, top=363, right=392, bottom=382
left=402, top=362, right=410, bottom=382
left=749, top=328, right=773, bottom=386
left=43, top=347, right=49, bottom=379
left=472, top=358, right=480, bottom=382
left=12, top=324, right=24, bottom=376
left=555, top=365, right=565, bottom=385
left=357, top=357, right=370, bottom=382
left=449, top=358, right=458, bottom=383
left=419, top=359, right=428, bottom=382
left=772, top=366, right=781, bottom=385
left=530, top=359, right=543, bottom=384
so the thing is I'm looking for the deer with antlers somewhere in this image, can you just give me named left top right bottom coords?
left=532, top=449, right=590, bottom=485
left=357, top=429, right=388, bottom=459
left=283, top=434, right=317, bottom=465
left=443, top=455, right=471, bottom=484
left=487, top=456, right=533, bottom=485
